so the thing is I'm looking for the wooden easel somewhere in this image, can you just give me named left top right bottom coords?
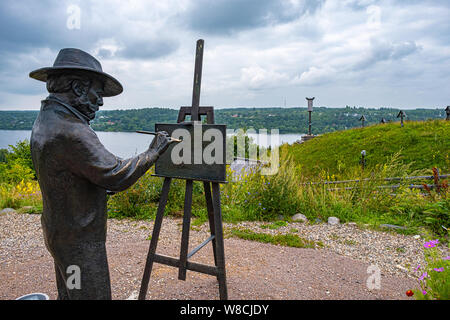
left=138, top=40, right=228, bottom=300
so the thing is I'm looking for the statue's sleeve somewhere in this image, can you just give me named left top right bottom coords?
left=62, top=124, right=159, bottom=191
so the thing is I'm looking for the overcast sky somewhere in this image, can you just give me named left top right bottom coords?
left=0, top=0, right=449, bottom=110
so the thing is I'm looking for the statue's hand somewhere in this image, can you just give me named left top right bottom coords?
left=149, top=131, right=171, bottom=156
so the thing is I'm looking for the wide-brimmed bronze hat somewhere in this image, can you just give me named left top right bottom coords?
left=29, top=48, right=123, bottom=97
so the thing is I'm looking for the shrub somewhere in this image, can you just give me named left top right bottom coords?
left=5, top=140, right=34, bottom=173
left=107, top=168, right=162, bottom=219
left=0, top=161, right=35, bottom=185
left=0, top=140, right=35, bottom=185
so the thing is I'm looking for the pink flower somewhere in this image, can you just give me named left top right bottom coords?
left=423, top=239, right=439, bottom=248
left=414, top=265, right=421, bottom=272
left=419, top=272, right=428, bottom=281
left=443, top=256, right=450, bottom=260
left=422, top=290, right=427, bottom=295
left=433, top=267, right=444, bottom=272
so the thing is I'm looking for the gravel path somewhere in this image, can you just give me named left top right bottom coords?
left=0, top=211, right=434, bottom=300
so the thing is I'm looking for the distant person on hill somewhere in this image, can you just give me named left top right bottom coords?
left=29, top=48, right=172, bottom=299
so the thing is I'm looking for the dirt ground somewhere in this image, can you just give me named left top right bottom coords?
left=0, top=212, right=417, bottom=300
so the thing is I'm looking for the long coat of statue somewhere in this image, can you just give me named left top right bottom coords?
left=30, top=48, right=170, bottom=299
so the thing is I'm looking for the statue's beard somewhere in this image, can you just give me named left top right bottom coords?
left=72, top=94, right=99, bottom=121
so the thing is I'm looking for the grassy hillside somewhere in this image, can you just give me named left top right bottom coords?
left=281, top=119, right=450, bottom=178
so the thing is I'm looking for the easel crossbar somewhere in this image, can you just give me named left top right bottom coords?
left=153, top=253, right=219, bottom=276
left=188, top=235, right=215, bottom=259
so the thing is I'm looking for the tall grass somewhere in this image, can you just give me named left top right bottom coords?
left=1, top=135, right=448, bottom=239
left=219, top=152, right=449, bottom=238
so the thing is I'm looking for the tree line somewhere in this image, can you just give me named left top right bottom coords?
left=0, top=106, right=446, bottom=134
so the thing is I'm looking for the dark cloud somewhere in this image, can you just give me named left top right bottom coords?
left=117, top=38, right=179, bottom=60
left=0, top=0, right=180, bottom=97
left=0, top=1, right=98, bottom=55
left=183, top=0, right=324, bottom=35
left=0, top=1, right=178, bottom=62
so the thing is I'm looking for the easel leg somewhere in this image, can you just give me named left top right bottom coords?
left=211, top=182, right=228, bottom=300
left=138, top=177, right=172, bottom=300
left=203, top=181, right=217, bottom=265
left=178, top=179, right=193, bottom=280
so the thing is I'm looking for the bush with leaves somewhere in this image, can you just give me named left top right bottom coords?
left=0, top=139, right=35, bottom=185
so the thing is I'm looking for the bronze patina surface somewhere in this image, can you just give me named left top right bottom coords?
left=30, top=48, right=171, bottom=299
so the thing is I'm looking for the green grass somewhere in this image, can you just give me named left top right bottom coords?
left=260, top=221, right=289, bottom=229
left=282, top=119, right=450, bottom=178
left=230, top=228, right=323, bottom=248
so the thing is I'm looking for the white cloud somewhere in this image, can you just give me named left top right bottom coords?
left=294, top=66, right=337, bottom=86
left=240, top=65, right=290, bottom=90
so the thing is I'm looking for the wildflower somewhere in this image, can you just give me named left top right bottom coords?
left=444, top=256, right=450, bottom=260
left=419, top=272, right=428, bottom=281
left=423, top=239, right=439, bottom=248
left=405, top=290, right=414, bottom=297
left=433, top=267, right=444, bottom=272
left=422, top=290, right=427, bottom=295
left=414, top=265, right=420, bottom=272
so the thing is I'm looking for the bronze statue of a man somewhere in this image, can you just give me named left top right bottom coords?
left=29, top=48, right=171, bottom=299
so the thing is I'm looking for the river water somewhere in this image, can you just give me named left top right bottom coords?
left=0, top=130, right=304, bottom=159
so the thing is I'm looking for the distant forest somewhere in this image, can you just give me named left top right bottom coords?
left=0, top=106, right=446, bottom=134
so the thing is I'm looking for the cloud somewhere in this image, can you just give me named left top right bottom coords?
left=240, top=65, right=290, bottom=90
left=0, top=0, right=182, bottom=103
left=351, top=39, right=421, bottom=71
left=0, top=0, right=449, bottom=110
left=293, top=66, right=337, bottom=86
left=182, top=0, right=324, bottom=35
left=0, top=1, right=180, bottom=61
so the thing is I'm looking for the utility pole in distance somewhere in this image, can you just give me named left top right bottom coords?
left=301, top=97, right=316, bottom=143
left=306, top=97, right=314, bottom=135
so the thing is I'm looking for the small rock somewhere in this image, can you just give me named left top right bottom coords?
left=292, top=213, right=308, bottom=223
left=396, top=264, right=408, bottom=273
left=126, top=290, right=139, bottom=300
left=328, top=217, right=340, bottom=225
left=0, top=208, right=16, bottom=215
left=347, top=222, right=357, bottom=227
left=413, top=235, right=421, bottom=240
